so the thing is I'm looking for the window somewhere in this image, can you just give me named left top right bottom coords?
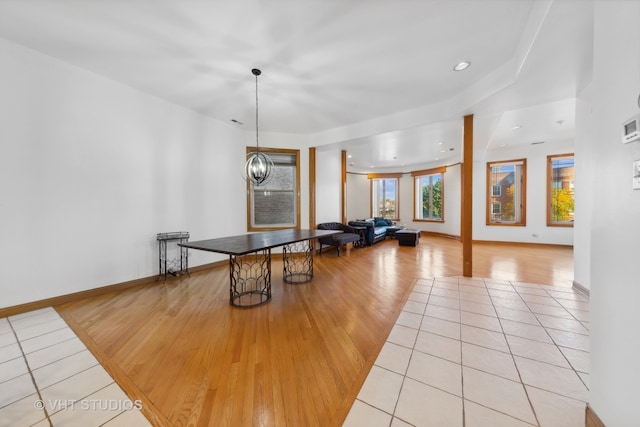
left=486, top=159, right=526, bottom=226
left=412, top=167, right=445, bottom=221
left=491, top=202, right=501, bottom=215
left=247, top=148, right=300, bottom=231
left=369, top=174, right=400, bottom=219
left=547, top=153, right=574, bottom=226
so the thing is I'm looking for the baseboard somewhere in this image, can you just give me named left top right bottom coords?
left=473, top=240, right=573, bottom=249
left=400, top=234, right=571, bottom=247
left=189, top=260, right=227, bottom=272
left=585, top=404, right=605, bottom=427
left=421, top=231, right=460, bottom=241
left=573, top=281, right=590, bottom=297
left=0, top=260, right=227, bottom=318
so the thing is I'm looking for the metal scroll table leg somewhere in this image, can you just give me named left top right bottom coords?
left=158, top=239, right=167, bottom=280
left=282, top=240, right=314, bottom=284
left=229, top=249, right=272, bottom=307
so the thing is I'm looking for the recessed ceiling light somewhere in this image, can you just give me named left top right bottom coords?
left=500, top=144, right=507, bottom=147
left=437, top=141, right=444, bottom=145
left=347, top=155, right=352, bottom=158
left=453, top=61, right=470, bottom=71
left=512, top=125, right=522, bottom=130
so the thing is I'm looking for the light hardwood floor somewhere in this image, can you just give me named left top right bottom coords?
left=56, top=236, right=574, bottom=427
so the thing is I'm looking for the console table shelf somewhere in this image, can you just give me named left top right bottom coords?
left=157, top=231, right=190, bottom=280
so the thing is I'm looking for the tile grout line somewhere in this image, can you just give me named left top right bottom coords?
left=545, top=292, right=591, bottom=389
left=458, top=278, right=466, bottom=427
left=351, top=276, right=589, bottom=426
left=527, top=291, right=592, bottom=393
left=350, top=278, right=589, bottom=427
left=458, top=279, right=539, bottom=426
left=489, top=283, right=592, bottom=398
left=388, top=277, right=434, bottom=426
left=494, top=280, right=541, bottom=427
left=5, top=311, right=142, bottom=426
left=6, top=317, right=53, bottom=427
left=16, top=325, right=73, bottom=349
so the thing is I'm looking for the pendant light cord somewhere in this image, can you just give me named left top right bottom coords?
left=254, top=68, right=260, bottom=155
left=245, top=68, right=272, bottom=186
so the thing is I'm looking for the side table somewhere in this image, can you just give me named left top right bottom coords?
left=351, top=226, right=368, bottom=248
left=157, top=232, right=190, bottom=280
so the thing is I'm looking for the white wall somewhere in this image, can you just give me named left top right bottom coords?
left=0, top=38, right=250, bottom=308
left=573, top=86, right=594, bottom=290
left=346, top=173, right=370, bottom=220
left=315, top=150, right=342, bottom=223
left=344, top=141, right=574, bottom=246
left=398, top=173, right=413, bottom=226
left=588, top=2, right=640, bottom=424
left=473, top=141, right=575, bottom=245
left=397, top=164, right=462, bottom=236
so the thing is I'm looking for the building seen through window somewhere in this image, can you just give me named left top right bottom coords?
left=371, top=177, right=398, bottom=219
left=548, top=154, right=575, bottom=226
left=487, top=159, right=527, bottom=226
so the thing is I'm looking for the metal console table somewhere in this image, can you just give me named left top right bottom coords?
left=180, top=229, right=339, bottom=308
left=350, top=226, right=368, bottom=248
left=157, top=232, right=190, bottom=280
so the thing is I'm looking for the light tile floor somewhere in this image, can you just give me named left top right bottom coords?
left=343, top=276, right=590, bottom=427
left=0, top=307, right=151, bottom=427
left=1, top=276, right=590, bottom=427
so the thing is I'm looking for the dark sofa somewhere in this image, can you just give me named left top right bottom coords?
left=317, top=222, right=362, bottom=256
left=347, top=218, right=394, bottom=245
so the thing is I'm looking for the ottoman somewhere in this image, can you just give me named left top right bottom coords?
left=396, top=229, right=420, bottom=246
left=385, top=225, right=406, bottom=239
left=318, top=231, right=361, bottom=256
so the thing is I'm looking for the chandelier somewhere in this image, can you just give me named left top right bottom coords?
left=245, top=68, right=274, bottom=186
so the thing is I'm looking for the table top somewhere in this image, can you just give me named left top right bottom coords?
left=179, top=229, right=340, bottom=256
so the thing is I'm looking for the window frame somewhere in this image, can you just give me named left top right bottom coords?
left=486, top=158, right=527, bottom=226
left=246, top=147, right=301, bottom=232
left=368, top=173, right=401, bottom=220
left=547, top=153, right=575, bottom=227
left=412, top=167, right=445, bottom=222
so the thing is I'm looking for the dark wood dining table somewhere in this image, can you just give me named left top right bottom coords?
left=180, top=229, right=339, bottom=307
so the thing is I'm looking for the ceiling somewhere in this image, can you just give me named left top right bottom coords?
left=0, top=0, right=593, bottom=172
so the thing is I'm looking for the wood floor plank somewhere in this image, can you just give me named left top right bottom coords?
left=56, top=236, right=573, bottom=426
